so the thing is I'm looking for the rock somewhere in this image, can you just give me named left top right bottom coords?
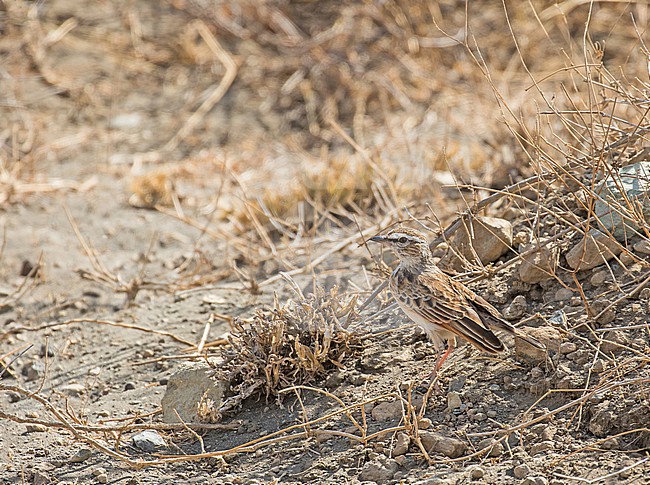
left=595, top=161, right=650, bottom=241
left=503, top=295, right=528, bottom=320
left=633, top=238, right=650, bottom=254
left=440, top=216, right=513, bottom=270
left=447, top=391, right=462, bottom=410
left=417, top=417, right=432, bottom=429
left=601, top=330, right=630, bottom=354
left=590, top=270, right=609, bottom=286
left=124, top=381, right=137, bottom=391
left=61, top=383, right=86, bottom=396
left=392, top=432, right=410, bottom=457
left=529, top=440, right=554, bottom=455
left=161, top=361, right=227, bottom=423
left=132, top=430, right=167, bottom=452
left=589, top=299, right=616, bottom=325
left=32, top=471, right=50, bottom=485
left=559, top=342, right=576, bottom=354
left=448, top=375, right=466, bottom=392
left=469, top=465, right=485, bottom=479
left=25, top=424, right=47, bottom=433
left=554, top=288, right=573, bottom=301
left=518, top=243, right=558, bottom=283
left=522, top=478, right=548, bottom=485
left=514, top=464, right=531, bottom=479
left=419, top=431, right=466, bottom=458
left=565, top=230, right=621, bottom=270
left=515, top=326, right=562, bottom=364
left=478, top=437, right=503, bottom=457
left=358, top=457, right=398, bottom=482
left=22, top=361, right=45, bottom=381
left=69, top=448, right=92, bottom=463
left=371, top=400, right=402, bottom=421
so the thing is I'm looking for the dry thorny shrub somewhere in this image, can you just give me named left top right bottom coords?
left=213, top=286, right=361, bottom=416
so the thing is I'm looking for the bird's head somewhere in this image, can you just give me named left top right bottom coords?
left=370, top=227, right=433, bottom=271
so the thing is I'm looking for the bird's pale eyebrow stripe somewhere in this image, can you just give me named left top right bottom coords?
left=390, top=233, right=424, bottom=243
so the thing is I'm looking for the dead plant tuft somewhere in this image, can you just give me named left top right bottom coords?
left=214, top=286, right=361, bottom=415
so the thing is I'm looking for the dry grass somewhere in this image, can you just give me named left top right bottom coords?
left=214, top=286, right=361, bottom=416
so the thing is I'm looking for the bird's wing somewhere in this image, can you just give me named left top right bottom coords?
left=458, top=282, right=546, bottom=350
left=396, top=272, right=504, bottom=353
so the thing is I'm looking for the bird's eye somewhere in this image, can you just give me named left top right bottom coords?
left=398, top=237, right=408, bottom=243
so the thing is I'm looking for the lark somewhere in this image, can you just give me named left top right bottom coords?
left=370, top=227, right=544, bottom=377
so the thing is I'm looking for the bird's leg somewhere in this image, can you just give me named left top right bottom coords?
left=434, top=339, right=455, bottom=372
left=418, top=339, right=455, bottom=393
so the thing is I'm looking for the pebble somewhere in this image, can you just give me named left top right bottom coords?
left=358, top=457, right=398, bottom=482
left=530, top=367, right=545, bottom=379
left=559, top=342, right=576, bottom=354
left=633, top=238, right=650, bottom=254
left=469, top=465, right=485, bottom=479
left=473, top=412, right=487, bottom=422
left=516, top=326, right=562, bottom=364
left=554, top=288, right=573, bottom=301
left=590, top=359, right=605, bottom=373
left=61, top=383, right=86, bottom=396
left=32, top=471, right=50, bottom=485
left=69, top=448, right=93, bottom=463
left=478, top=438, right=503, bottom=457
left=522, top=477, right=548, bottom=485
left=514, top=464, right=531, bottom=479
left=392, top=432, right=410, bottom=457
left=25, top=424, right=47, bottom=433
left=529, top=440, right=554, bottom=455
left=371, top=400, right=402, bottom=421
left=503, top=295, right=528, bottom=320
left=590, top=270, right=609, bottom=286
left=419, top=431, right=466, bottom=458
left=601, top=330, right=630, bottom=354
left=124, top=381, right=137, bottom=390
left=417, top=417, right=432, bottom=429
left=22, top=361, right=45, bottom=381
left=132, top=430, right=166, bottom=452
left=447, top=391, right=462, bottom=410
left=590, top=299, right=616, bottom=325
left=448, top=375, right=466, bottom=392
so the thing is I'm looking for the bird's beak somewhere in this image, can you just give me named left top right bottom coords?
left=369, top=235, right=387, bottom=244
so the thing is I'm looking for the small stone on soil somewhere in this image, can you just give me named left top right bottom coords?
left=419, top=431, right=466, bottom=458
left=503, top=295, right=528, bottom=320
left=69, top=448, right=92, bottom=463
left=132, top=430, right=167, bottom=452
left=391, top=432, right=410, bottom=457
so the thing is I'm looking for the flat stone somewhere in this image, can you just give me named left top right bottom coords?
left=371, top=400, right=402, bottom=421
left=565, top=230, right=622, bottom=270
left=419, top=431, right=466, bottom=458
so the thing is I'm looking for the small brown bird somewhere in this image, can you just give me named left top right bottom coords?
left=370, top=227, right=544, bottom=376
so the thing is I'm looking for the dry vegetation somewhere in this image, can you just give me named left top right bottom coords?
left=1, top=0, right=650, bottom=483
